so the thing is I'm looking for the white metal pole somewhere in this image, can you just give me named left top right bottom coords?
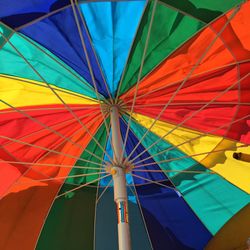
left=110, top=105, right=131, bottom=250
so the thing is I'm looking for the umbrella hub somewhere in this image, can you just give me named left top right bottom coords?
left=101, top=99, right=127, bottom=115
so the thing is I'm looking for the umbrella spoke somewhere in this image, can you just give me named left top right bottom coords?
left=34, top=116, right=108, bottom=167
left=0, top=147, right=59, bottom=199
left=0, top=160, right=103, bottom=171
left=74, top=1, right=113, bottom=102
left=1, top=2, right=249, bottom=249
left=208, top=16, right=242, bottom=146
left=125, top=102, right=250, bottom=108
left=70, top=0, right=116, bottom=159
left=119, top=117, right=216, bottom=173
left=74, top=4, right=118, bottom=162
left=1, top=100, right=99, bottom=145
left=69, top=1, right=111, bottom=103
left=121, top=0, right=158, bottom=161
left=130, top=114, right=249, bottom=166
left=16, top=172, right=106, bottom=184
left=56, top=174, right=111, bottom=199
left=0, top=22, right=100, bottom=99
left=122, top=60, right=249, bottom=102
left=124, top=6, right=241, bottom=164
left=7, top=118, right=110, bottom=192
left=133, top=169, right=215, bottom=175
left=0, top=74, right=97, bottom=103
left=2, top=112, right=101, bottom=148
left=0, top=105, right=109, bottom=165
left=0, top=106, right=97, bottom=114
left=131, top=173, right=177, bottom=191
left=0, top=31, right=114, bottom=165
left=133, top=145, right=246, bottom=168
left=96, top=179, right=113, bottom=204
left=127, top=183, right=154, bottom=250
left=92, top=125, right=111, bottom=249
left=8, top=1, right=138, bottom=33
left=14, top=6, right=72, bottom=31
left=127, top=72, right=250, bottom=164
left=114, top=1, right=149, bottom=104
left=0, top=135, right=105, bottom=168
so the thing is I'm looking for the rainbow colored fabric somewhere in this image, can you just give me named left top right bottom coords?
left=0, top=0, right=250, bottom=249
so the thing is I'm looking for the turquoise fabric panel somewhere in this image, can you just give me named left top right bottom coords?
left=0, top=24, right=96, bottom=99
left=125, top=115, right=250, bottom=234
left=81, top=1, right=146, bottom=96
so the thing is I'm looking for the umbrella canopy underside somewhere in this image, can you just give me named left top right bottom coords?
left=0, top=0, right=250, bottom=249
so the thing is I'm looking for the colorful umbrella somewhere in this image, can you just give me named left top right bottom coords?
left=0, top=0, right=250, bottom=249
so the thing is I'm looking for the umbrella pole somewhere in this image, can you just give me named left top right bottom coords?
left=110, top=105, right=131, bottom=250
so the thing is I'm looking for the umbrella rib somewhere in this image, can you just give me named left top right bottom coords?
left=125, top=102, right=250, bottom=107
left=0, top=102, right=108, bottom=165
left=3, top=112, right=101, bottom=148
left=36, top=113, right=110, bottom=250
left=0, top=107, right=96, bottom=113
left=34, top=115, right=109, bottom=167
left=0, top=27, right=14, bottom=49
left=209, top=15, right=242, bottom=146
left=14, top=5, right=73, bottom=31
left=122, top=60, right=250, bottom=102
left=119, top=115, right=221, bottom=173
left=133, top=169, right=215, bottom=174
left=0, top=144, right=98, bottom=194
left=132, top=171, right=220, bottom=234
left=120, top=115, right=213, bottom=174
left=127, top=183, right=155, bottom=250
left=13, top=0, right=134, bottom=33
left=127, top=72, right=250, bottom=164
left=124, top=6, right=242, bottom=164
left=159, top=0, right=241, bottom=75
left=131, top=173, right=177, bottom=191
left=96, top=179, right=113, bottom=204
left=0, top=161, right=103, bottom=171
left=1, top=119, right=109, bottom=194
left=134, top=145, right=247, bottom=168
left=131, top=118, right=250, bottom=167
left=70, top=0, right=115, bottom=160
left=92, top=126, right=111, bottom=250
left=16, top=172, right=106, bottom=184
left=32, top=115, right=107, bottom=168
left=121, top=0, right=158, bottom=160
left=130, top=183, right=183, bottom=249
left=74, top=1, right=118, bottom=157
left=121, top=3, right=246, bottom=99
left=0, top=135, right=106, bottom=168
left=158, top=1, right=207, bottom=23
left=0, top=147, right=57, bottom=199
left=74, top=1, right=113, bottom=102
left=72, top=0, right=114, bottom=159
left=0, top=31, right=114, bottom=164
left=69, top=1, right=111, bottom=103
left=56, top=174, right=112, bottom=199
left=114, top=0, right=149, bottom=103
left=0, top=73, right=97, bottom=103
left=1, top=23, right=100, bottom=98
left=1, top=101, right=99, bottom=146
left=132, top=16, right=244, bottom=169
